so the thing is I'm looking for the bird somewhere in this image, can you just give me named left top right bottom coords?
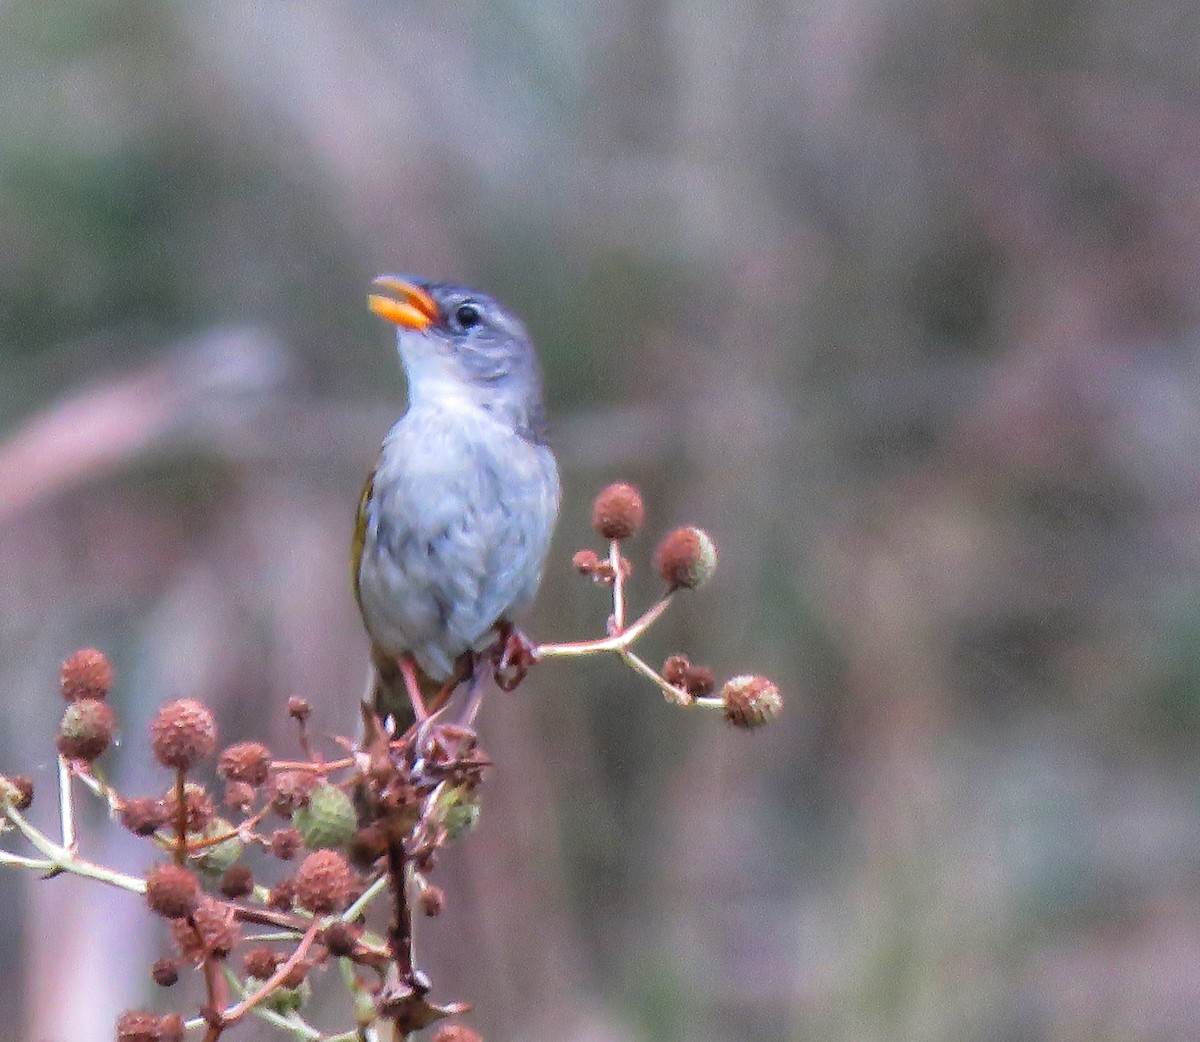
left=353, top=275, right=560, bottom=730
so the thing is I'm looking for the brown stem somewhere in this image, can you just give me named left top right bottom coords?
left=269, top=755, right=354, bottom=773
left=219, top=920, right=321, bottom=1026
left=386, top=838, right=416, bottom=985
left=200, top=953, right=230, bottom=1041
left=173, top=768, right=187, bottom=867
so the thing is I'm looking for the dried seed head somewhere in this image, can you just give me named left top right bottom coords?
left=683, top=664, right=715, bottom=697
left=720, top=675, right=783, bottom=729
left=294, top=849, right=353, bottom=914
left=294, top=781, right=358, bottom=850
left=268, top=877, right=295, bottom=910
left=223, top=780, right=256, bottom=811
left=145, top=863, right=200, bottom=920
left=322, top=920, right=362, bottom=957
left=218, top=741, right=271, bottom=785
left=115, top=1010, right=163, bottom=1042
left=170, top=895, right=240, bottom=962
left=653, top=526, right=717, bottom=591
left=287, top=696, right=311, bottom=722
left=56, top=699, right=115, bottom=762
left=243, top=946, right=281, bottom=980
left=151, top=957, right=179, bottom=987
left=60, top=647, right=114, bottom=702
left=268, top=770, right=316, bottom=818
left=219, top=864, right=254, bottom=899
left=348, top=823, right=388, bottom=869
left=120, top=797, right=167, bottom=837
left=662, top=654, right=691, bottom=687
left=0, top=775, right=33, bottom=810
left=572, top=548, right=601, bottom=575
left=592, top=483, right=645, bottom=540
left=150, top=698, right=216, bottom=771
left=433, top=1025, right=484, bottom=1042
left=419, top=884, right=446, bottom=917
left=270, top=827, right=303, bottom=861
left=162, top=781, right=215, bottom=832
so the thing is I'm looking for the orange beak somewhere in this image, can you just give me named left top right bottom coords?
left=368, top=276, right=439, bottom=330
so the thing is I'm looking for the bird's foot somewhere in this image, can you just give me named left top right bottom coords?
left=491, top=623, right=538, bottom=691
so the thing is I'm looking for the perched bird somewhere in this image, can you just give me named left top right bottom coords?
left=354, top=276, right=560, bottom=726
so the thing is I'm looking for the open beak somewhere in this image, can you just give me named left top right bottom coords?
left=368, top=276, right=439, bottom=330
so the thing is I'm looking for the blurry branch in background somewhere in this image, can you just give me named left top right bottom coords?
left=0, top=328, right=288, bottom=524
left=0, top=484, right=780, bottom=1042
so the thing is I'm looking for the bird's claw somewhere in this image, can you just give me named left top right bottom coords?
left=492, top=626, right=538, bottom=691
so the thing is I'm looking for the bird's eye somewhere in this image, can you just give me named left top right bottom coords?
left=454, top=303, right=481, bottom=330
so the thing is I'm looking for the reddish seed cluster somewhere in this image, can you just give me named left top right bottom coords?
left=151, top=957, right=179, bottom=988
left=268, top=769, right=317, bottom=817
left=0, top=775, right=34, bottom=810
left=433, top=1024, right=485, bottom=1042
left=654, top=526, right=717, bottom=591
left=150, top=698, right=217, bottom=771
left=145, top=863, right=200, bottom=920
left=322, top=920, right=363, bottom=957
left=720, top=675, right=783, bottom=729
left=120, top=797, right=168, bottom=836
left=60, top=647, right=114, bottom=702
left=218, top=741, right=271, bottom=785
left=592, top=482, right=645, bottom=540
left=115, top=1010, right=184, bottom=1042
left=662, top=654, right=715, bottom=698
left=56, top=699, right=116, bottom=762
left=294, top=849, right=354, bottom=914
left=162, top=781, right=215, bottom=832
left=170, top=895, right=241, bottom=962
left=420, top=884, right=446, bottom=917
left=220, top=863, right=254, bottom=899
left=243, top=946, right=281, bottom=980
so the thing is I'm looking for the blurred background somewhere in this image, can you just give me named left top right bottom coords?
left=4, top=1, right=1200, bottom=1039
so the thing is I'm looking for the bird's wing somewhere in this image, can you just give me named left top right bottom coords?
left=351, top=465, right=376, bottom=616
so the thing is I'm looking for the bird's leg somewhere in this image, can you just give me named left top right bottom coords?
left=459, top=665, right=489, bottom=729
left=397, top=654, right=429, bottom=724
left=409, top=654, right=475, bottom=758
left=422, top=653, right=474, bottom=719
left=492, top=621, right=538, bottom=691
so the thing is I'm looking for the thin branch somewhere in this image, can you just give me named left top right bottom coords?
left=536, top=595, right=672, bottom=658
left=57, top=757, right=76, bottom=852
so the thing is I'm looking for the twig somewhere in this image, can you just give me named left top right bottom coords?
left=57, top=757, right=76, bottom=852
left=536, top=596, right=672, bottom=658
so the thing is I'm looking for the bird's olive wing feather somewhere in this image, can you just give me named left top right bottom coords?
left=351, top=466, right=376, bottom=616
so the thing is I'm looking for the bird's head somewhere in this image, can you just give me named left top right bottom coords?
left=368, top=275, right=547, bottom=440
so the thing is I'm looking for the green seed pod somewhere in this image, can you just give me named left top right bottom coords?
left=293, top=782, right=357, bottom=850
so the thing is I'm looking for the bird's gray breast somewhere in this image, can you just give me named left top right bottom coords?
left=357, top=403, right=559, bottom=679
